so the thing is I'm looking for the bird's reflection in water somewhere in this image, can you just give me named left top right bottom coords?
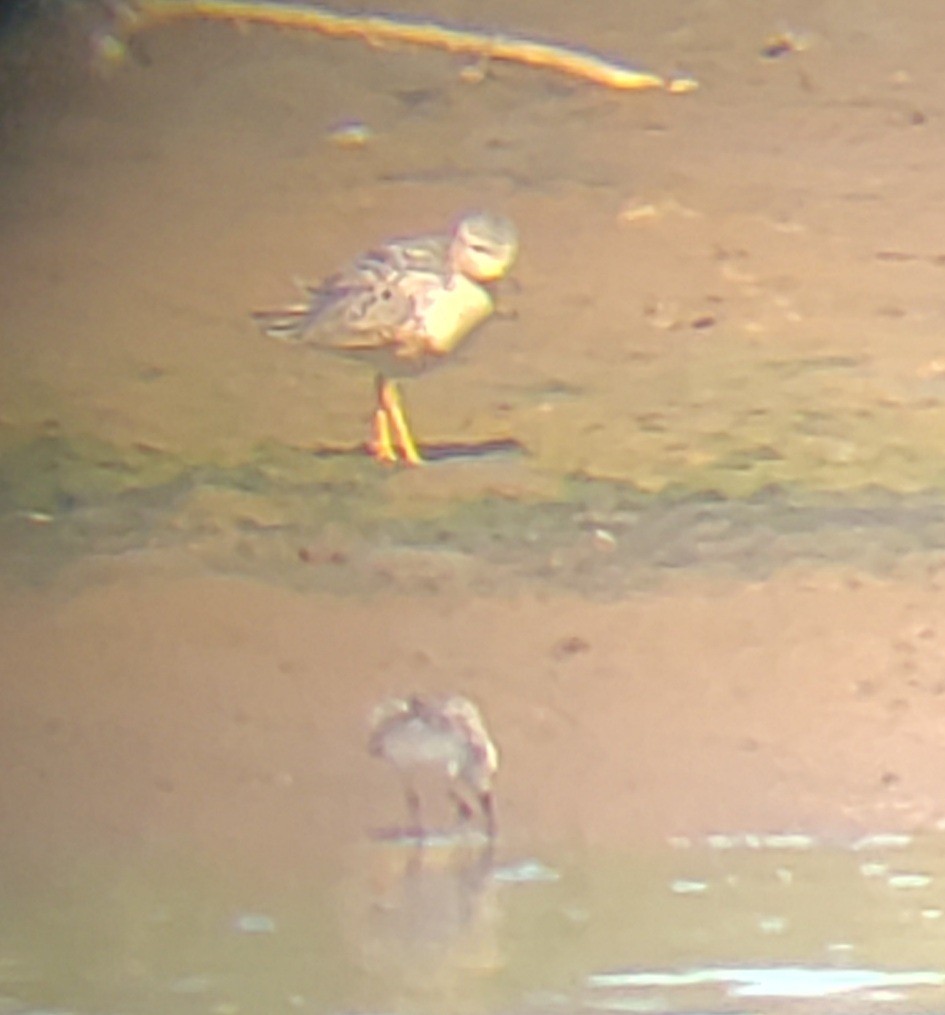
left=348, top=838, right=502, bottom=1009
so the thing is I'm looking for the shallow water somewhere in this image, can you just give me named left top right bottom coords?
left=4, top=833, right=945, bottom=1013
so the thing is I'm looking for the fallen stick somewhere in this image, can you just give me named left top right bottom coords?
left=107, top=0, right=697, bottom=93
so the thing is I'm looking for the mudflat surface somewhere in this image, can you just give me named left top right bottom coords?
left=4, top=3, right=945, bottom=1011
left=5, top=1, right=945, bottom=494
left=4, top=561, right=945, bottom=865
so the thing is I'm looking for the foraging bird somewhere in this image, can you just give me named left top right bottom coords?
left=254, top=211, right=519, bottom=465
left=367, top=694, right=499, bottom=838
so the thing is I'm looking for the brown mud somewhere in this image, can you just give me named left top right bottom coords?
left=3, top=2, right=945, bottom=1011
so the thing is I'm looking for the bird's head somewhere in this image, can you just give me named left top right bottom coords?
left=448, top=211, right=519, bottom=282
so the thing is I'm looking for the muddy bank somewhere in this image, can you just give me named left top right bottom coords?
left=7, top=5, right=945, bottom=1010
left=2, top=0, right=945, bottom=873
left=3, top=557, right=945, bottom=872
left=5, top=2, right=945, bottom=494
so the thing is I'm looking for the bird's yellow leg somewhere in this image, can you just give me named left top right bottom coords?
left=370, top=405, right=397, bottom=463
left=379, top=377, right=424, bottom=466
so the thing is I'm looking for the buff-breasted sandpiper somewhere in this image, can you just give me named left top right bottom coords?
left=255, top=212, right=518, bottom=465
left=367, top=693, right=498, bottom=839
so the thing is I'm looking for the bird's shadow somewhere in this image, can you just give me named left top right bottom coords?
left=308, top=438, right=525, bottom=462
left=419, top=438, right=525, bottom=462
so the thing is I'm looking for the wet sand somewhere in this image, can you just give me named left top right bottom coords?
left=4, top=558, right=945, bottom=868
left=4, top=3, right=945, bottom=1009
left=6, top=1, right=945, bottom=490
left=2, top=0, right=945, bottom=855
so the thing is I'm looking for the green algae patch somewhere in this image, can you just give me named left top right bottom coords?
left=4, top=412, right=945, bottom=593
left=513, top=338, right=945, bottom=499
left=0, top=429, right=186, bottom=516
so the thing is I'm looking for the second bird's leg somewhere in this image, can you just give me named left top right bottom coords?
left=450, top=788, right=496, bottom=839
left=450, top=788, right=476, bottom=826
left=402, top=779, right=424, bottom=838
left=479, top=792, right=496, bottom=839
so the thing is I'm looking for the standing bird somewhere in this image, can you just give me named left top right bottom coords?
left=254, top=212, right=518, bottom=465
left=367, top=694, right=499, bottom=839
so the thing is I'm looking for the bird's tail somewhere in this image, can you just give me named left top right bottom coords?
left=252, top=305, right=314, bottom=343
left=254, top=282, right=366, bottom=344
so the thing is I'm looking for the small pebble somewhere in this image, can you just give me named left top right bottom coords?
left=326, top=119, right=373, bottom=148
left=851, top=832, right=912, bottom=851
left=670, top=879, right=709, bottom=895
left=493, top=859, right=560, bottom=884
left=232, top=912, right=277, bottom=934
left=758, top=915, right=788, bottom=934
left=887, top=873, right=933, bottom=890
left=667, top=75, right=699, bottom=93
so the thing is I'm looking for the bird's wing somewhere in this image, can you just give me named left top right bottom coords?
left=255, top=231, right=451, bottom=351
